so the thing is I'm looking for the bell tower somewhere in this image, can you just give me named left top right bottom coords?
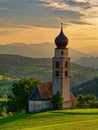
left=52, top=21, right=70, bottom=109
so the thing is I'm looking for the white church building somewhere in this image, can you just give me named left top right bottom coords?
left=28, top=22, right=75, bottom=112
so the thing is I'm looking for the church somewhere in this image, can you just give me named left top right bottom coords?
left=28, top=22, right=75, bottom=112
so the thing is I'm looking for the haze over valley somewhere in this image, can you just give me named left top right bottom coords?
left=0, top=42, right=97, bottom=61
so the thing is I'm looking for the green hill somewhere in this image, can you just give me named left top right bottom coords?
left=0, top=54, right=98, bottom=96
left=0, top=75, right=18, bottom=97
left=74, top=57, right=98, bottom=69
left=0, top=54, right=52, bottom=81
left=72, top=77, right=98, bottom=97
left=0, top=109, right=98, bottom=130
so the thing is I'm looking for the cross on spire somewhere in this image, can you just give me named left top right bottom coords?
left=60, top=16, right=63, bottom=24
left=60, top=16, right=63, bottom=32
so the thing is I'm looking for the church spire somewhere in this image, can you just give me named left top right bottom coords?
left=53, top=17, right=71, bottom=109
left=55, top=17, right=68, bottom=49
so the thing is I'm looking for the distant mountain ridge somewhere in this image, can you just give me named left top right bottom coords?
left=0, top=43, right=90, bottom=61
left=74, top=57, right=98, bottom=69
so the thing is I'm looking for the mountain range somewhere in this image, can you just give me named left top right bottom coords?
left=74, top=57, right=98, bottom=69
left=0, top=43, right=90, bottom=61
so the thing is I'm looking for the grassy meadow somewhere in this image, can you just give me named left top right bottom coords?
left=0, top=109, right=98, bottom=130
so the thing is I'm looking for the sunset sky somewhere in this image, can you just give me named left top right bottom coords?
left=0, top=0, right=98, bottom=49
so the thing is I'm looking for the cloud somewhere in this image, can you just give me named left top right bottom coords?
left=0, top=30, right=13, bottom=36
left=64, top=0, right=91, bottom=9
left=0, top=26, right=20, bottom=36
left=0, top=0, right=98, bottom=29
left=39, top=0, right=91, bottom=12
left=39, top=0, right=98, bottom=25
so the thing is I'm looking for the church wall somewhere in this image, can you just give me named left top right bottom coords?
left=42, top=100, right=52, bottom=110
left=62, top=78, right=70, bottom=101
left=29, top=100, right=52, bottom=112
left=55, top=48, right=68, bottom=58
left=29, top=101, right=35, bottom=112
left=53, top=79, right=62, bottom=94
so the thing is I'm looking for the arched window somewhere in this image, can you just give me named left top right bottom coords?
left=65, top=62, right=68, bottom=68
left=56, top=61, right=60, bottom=68
left=65, top=70, right=68, bottom=77
left=55, top=71, right=59, bottom=77
left=61, top=51, right=64, bottom=55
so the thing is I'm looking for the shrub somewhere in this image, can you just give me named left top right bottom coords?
left=51, top=92, right=63, bottom=109
left=76, top=94, right=98, bottom=108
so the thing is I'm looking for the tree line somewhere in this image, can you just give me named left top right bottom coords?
left=0, top=78, right=98, bottom=117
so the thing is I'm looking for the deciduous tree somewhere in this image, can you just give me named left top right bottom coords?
left=9, top=78, right=41, bottom=112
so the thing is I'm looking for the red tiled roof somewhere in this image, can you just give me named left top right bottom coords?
left=38, top=82, right=76, bottom=101
left=30, top=82, right=76, bottom=101
left=38, top=82, right=52, bottom=100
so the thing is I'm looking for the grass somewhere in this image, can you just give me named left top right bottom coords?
left=0, top=109, right=98, bottom=130
left=0, top=98, right=8, bottom=102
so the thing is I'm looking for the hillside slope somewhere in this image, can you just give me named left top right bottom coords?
left=0, top=75, right=16, bottom=97
left=0, top=54, right=97, bottom=87
left=74, top=57, right=98, bottom=69
left=72, top=77, right=98, bottom=97
left=0, top=109, right=98, bottom=130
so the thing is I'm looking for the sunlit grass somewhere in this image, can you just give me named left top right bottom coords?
left=0, top=109, right=98, bottom=130
left=0, top=98, right=8, bottom=102
left=0, top=75, right=13, bottom=81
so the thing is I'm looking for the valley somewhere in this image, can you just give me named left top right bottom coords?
left=0, top=54, right=98, bottom=97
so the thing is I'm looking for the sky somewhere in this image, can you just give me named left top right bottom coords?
left=0, top=0, right=98, bottom=49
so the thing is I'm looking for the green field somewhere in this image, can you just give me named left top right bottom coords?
left=0, top=109, right=98, bottom=130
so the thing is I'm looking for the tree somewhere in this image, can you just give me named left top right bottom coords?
left=76, top=94, right=98, bottom=108
left=51, top=92, right=63, bottom=109
left=75, top=95, right=88, bottom=108
left=9, top=78, right=41, bottom=112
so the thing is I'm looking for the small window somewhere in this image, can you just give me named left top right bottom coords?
left=65, top=71, right=68, bottom=77
left=65, top=62, right=68, bottom=68
left=56, top=71, right=59, bottom=77
left=56, top=61, right=60, bottom=68
left=61, top=51, right=64, bottom=55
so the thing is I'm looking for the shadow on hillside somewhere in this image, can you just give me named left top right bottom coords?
left=50, top=110, right=98, bottom=115
left=0, top=112, right=38, bottom=126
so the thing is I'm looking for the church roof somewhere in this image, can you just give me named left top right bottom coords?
left=29, top=82, right=76, bottom=101
left=29, top=82, right=52, bottom=100
left=38, top=82, right=52, bottom=100
left=28, top=87, right=41, bottom=100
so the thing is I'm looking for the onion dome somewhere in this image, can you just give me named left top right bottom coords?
left=55, top=23, right=68, bottom=49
